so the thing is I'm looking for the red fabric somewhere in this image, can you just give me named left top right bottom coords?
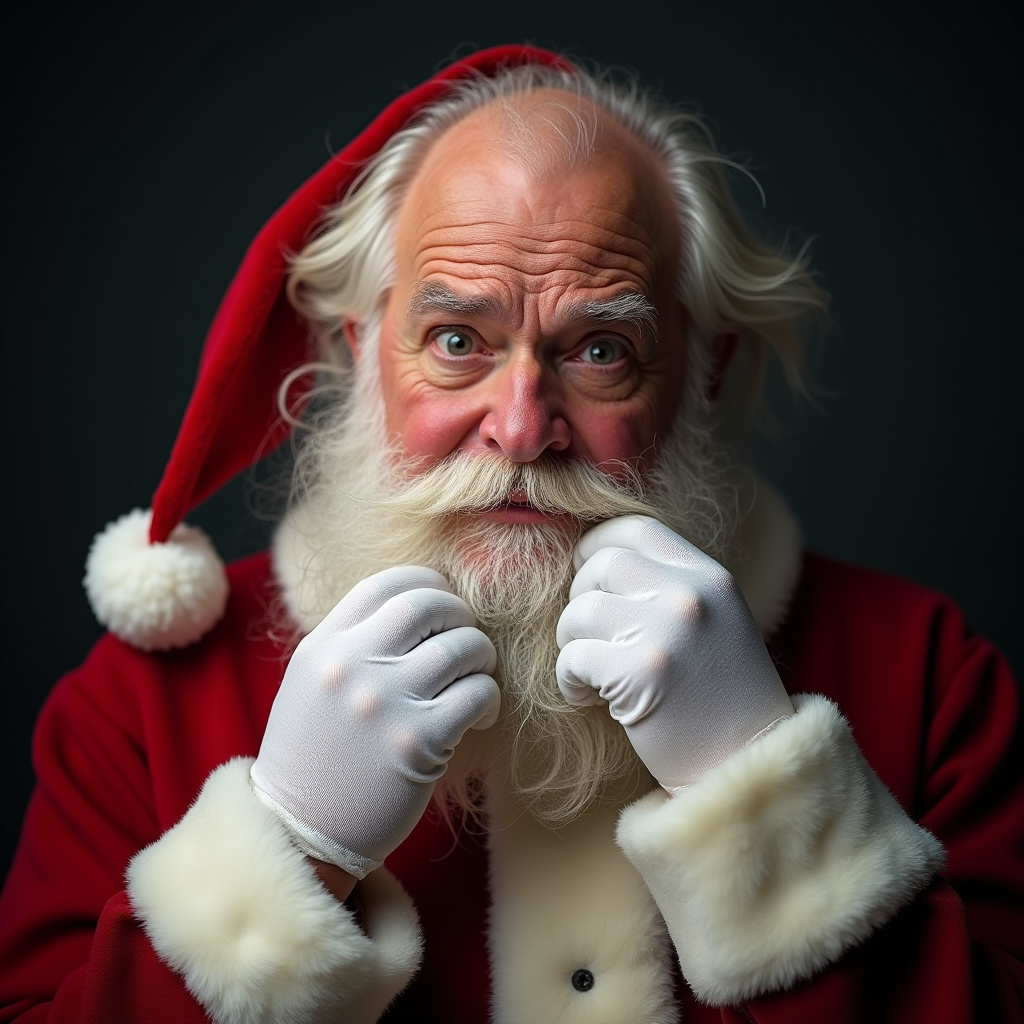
left=147, top=44, right=571, bottom=545
left=1, top=553, right=1021, bottom=1023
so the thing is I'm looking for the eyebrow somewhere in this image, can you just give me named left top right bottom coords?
left=576, top=292, right=659, bottom=341
left=406, top=281, right=659, bottom=340
left=406, top=281, right=505, bottom=322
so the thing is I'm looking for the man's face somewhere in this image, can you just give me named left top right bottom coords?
left=361, top=93, right=689, bottom=523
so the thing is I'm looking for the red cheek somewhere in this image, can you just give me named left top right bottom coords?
left=390, top=392, right=486, bottom=464
left=387, top=384, right=662, bottom=468
left=570, top=416, right=654, bottom=469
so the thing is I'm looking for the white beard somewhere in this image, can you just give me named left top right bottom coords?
left=276, top=345, right=740, bottom=825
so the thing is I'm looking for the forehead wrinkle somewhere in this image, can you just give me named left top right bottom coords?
left=412, top=217, right=664, bottom=282
left=415, top=207, right=661, bottom=252
left=415, top=250, right=657, bottom=298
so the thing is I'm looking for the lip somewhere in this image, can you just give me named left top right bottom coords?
left=475, top=489, right=565, bottom=524
left=477, top=505, right=558, bottom=523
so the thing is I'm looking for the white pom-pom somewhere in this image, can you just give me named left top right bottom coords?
left=84, top=508, right=229, bottom=651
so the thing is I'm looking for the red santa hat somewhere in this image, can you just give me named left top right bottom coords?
left=84, top=44, right=571, bottom=652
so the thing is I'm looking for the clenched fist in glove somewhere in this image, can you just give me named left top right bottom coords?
left=555, top=516, right=793, bottom=791
left=250, top=566, right=500, bottom=878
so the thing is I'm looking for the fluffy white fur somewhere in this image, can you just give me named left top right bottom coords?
left=126, top=758, right=422, bottom=1024
left=84, top=507, right=228, bottom=651
left=615, top=694, right=946, bottom=1005
left=486, top=779, right=678, bottom=1024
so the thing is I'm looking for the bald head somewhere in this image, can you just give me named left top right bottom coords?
left=455, top=87, right=600, bottom=178
left=405, top=88, right=678, bottom=225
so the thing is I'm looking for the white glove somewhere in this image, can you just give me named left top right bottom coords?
left=250, top=566, right=500, bottom=877
left=555, top=516, right=793, bottom=790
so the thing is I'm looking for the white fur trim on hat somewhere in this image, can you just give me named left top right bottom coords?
left=84, top=507, right=229, bottom=651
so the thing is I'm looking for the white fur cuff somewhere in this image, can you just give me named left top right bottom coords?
left=126, top=758, right=422, bottom=1024
left=616, top=694, right=945, bottom=1005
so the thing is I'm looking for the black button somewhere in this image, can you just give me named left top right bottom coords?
left=571, top=969, right=594, bottom=992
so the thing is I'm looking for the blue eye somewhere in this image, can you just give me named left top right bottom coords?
left=437, top=330, right=475, bottom=356
left=580, top=338, right=623, bottom=365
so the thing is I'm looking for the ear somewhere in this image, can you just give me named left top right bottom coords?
left=342, top=318, right=363, bottom=364
left=707, top=330, right=739, bottom=402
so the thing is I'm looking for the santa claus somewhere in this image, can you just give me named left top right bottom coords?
left=0, top=46, right=1020, bottom=1024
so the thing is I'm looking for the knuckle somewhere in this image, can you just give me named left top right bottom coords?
left=642, top=645, right=673, bottom=677
left=672, top=585, right=706, bottom=622
left=316, top=655, right=350, bottom=692
left=394, top=724, right=426, bottom=764
left=346, top=682, right=383, bottom=720
left=394, top=724, right=416, bottom=754
left=706, top=561, right=738, bottom=593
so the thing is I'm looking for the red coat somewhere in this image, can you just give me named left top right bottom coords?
left=1, top=551, right=1021, bottom=1023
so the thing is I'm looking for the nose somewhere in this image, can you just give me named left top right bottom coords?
left=477, top=357, right=570, bottom=462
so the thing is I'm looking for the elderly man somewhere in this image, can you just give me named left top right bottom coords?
left=0, top=46, right=1020, bottom=1024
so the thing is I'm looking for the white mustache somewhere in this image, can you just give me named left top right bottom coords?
left=354, top=451, right=658, bottom=522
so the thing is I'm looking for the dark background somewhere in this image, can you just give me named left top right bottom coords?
left=3, top=3, right=1021, bottom=879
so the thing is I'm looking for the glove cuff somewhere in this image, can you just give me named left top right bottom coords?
left=248, top=773, right=382, bottom=879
